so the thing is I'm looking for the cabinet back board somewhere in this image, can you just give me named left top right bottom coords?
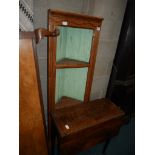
left=55, top=26, right=93, bottom=103
left=56, top=26, right=93, bottom=62
left=56, top=68, right=88, bottom=103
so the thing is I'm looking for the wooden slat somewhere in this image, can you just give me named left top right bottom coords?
left=48, top=9, right=103, bottom=29
left=56, top=58, right=89, bottom=68
left=84, top=30, right=101, bottom=103
left=19, top=34, right=48, bottom=155
left=48, top=24, right=57, bottom=154
left=55, top=96, right=82, bottom=109
left=19, top=32, right=35, bottom=39
left=49, top=9, right=103, bottom=21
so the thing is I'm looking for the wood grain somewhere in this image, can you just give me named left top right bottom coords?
left=52, top=98, right=124, bottom=137
left=48, top=24, right=57, bottom=154
left=55, top=96, right=82, bottom=110
left=48, top=9, right=103, bottom=29
left=47, top=10, right=126, bottom=155
left=48, top=9, right=103, bottom=112
left=51, top=98, right=125, bottom=155
left=84, top=30, right=101, bottom=103
left=19, top=32, right=48, bottom=155
left=56, top=58, right=89, bottom=68
left=35, top=28, right=60, bottom=43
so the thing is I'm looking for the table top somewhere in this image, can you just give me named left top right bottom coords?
left=51, top=98, right=125, bottom=137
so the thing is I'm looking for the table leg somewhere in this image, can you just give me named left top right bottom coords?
left=102, top=139, right=111, bottom=154
left=51, top=121, right=56, bottom=155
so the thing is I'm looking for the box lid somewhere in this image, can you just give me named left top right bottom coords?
left=51, top=98, right=125, bottom=137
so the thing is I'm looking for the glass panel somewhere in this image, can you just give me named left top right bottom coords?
left=56, top=26, right=93, bottom=62
left=56, top=68, right=88, bottom=103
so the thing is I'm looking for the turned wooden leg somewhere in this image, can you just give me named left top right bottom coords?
left=102, top=139, right=111, bottom=154
left=57, top=138, right=61, bottom=155
left=51, top=121, right=56, bottom=155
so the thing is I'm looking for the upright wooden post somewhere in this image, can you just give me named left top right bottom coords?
left=19, top=29, right=59, bottom=155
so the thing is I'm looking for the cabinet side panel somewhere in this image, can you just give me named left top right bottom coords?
left=19, top=38, right=48, bottom=155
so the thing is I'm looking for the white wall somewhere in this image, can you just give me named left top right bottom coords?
left=90, top=0, right=127, bottom=99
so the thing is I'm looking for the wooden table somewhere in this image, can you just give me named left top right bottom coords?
left=51, top=97, right=125, bottom=155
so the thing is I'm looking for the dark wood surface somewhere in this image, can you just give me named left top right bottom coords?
left=19, top=32, right=35, bottom=39
left=19, top=32, right=48, bottom=155
left=51, top=98, right=125, bottom=155
left=48, top=23, right=57, bottom=154
left=48, top=9, right=103, bottom=29
left=84, top=29, right=101, bottom=103
left=46, top=9, right=126, bottom=155
left=48, top=10, right=104, bottom=154
left=56, top=58, right=89, bottom=68
left=52, top=98, right=124, bottom=137
left=48, top=9, right=103, bottom=21
left=48, top=9, right=103, bottom=112
left=35, top=28, right=59, bottom=43
left=55, top=96, right=82, bottom=109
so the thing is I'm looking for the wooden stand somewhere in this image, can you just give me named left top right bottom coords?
left=51, top=98, right=124, bottom=155
left=47, top=10, right=125, bottom=155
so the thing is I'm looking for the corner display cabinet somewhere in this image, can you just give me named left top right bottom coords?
left=48, top=10, right=125, bottom=155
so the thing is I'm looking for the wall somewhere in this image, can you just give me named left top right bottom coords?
left=19, top=0, right=34, bottom=31
left=90, top=0, right=127, bottom=99
left=33, top=0, right=127, bottom=124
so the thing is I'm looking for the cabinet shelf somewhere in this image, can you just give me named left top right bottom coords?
left=55, top=96, right=82, bottom=110
left=56, top=58, right=89, bottom=68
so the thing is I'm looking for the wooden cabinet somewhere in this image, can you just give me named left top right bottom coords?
left=52, top=98, right=124, bottom=155
left=48, top=10, right=103, bottom=107
left=48, top=10, right=125, bottom=155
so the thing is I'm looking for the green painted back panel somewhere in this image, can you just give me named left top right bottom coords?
left=56, top=27, right=67, bottom=61
left=56, top=68, right=88, bottom=103
left=56, top=26, right=93, bottom=62
left=55, top=69, right=65, bottom=103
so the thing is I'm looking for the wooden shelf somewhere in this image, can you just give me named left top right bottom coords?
left=56, top=58, right=89, bottom=68
left=55, top=96, right=82, bottom=110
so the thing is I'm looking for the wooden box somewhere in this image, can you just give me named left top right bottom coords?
left=51, top=98, right=125, bottom=155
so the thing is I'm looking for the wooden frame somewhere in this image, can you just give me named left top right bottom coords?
left=19, top=28, right=58, bottom=155
left=48, top=10, right=103, bottom=153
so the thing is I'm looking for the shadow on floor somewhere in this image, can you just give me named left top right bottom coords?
left=78, top=117, right=135, bottom=155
